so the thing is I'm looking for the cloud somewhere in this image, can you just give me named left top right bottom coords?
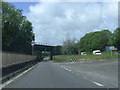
left=25, top=2, right=118, bottom=45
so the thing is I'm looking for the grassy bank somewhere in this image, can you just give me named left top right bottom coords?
left=53, top=53, right=119, bottom=60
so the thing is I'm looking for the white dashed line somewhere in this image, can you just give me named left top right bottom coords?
left=65, top=68, right=69, bottom=71
left=100, top=60, right=104, bottom=61
left=0, top=64, right=37, bottom=89
left=63, top=67, right=66, bottom=69
left=83, top=77, right=88, bottom=80
left=92, top=81, right=104, bottom=87
left=68, top=70, right=71, bottom=72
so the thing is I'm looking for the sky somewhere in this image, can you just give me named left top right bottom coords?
left=10, top=1, right=118, bottom=45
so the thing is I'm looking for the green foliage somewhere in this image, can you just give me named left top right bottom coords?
left=53, top=46, right=62, bottom=55
left=78, top=30, right=113, bottom=52
left=113, top=28, right=120, bottom=50
left=42, top=51, right=50, bottom=56
left=54, top=52, right=118, bottom=60
left=61, top=29, right=120, bottom=55
left=62, top=39, right=78, bottom=55
left=2, top=2, right=34, bottom=54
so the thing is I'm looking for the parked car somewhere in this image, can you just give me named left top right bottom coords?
left=81, top=52, right=87, bottom=55
left=93, top=50, right=101, bottom=55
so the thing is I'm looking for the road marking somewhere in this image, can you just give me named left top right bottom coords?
left=0, top=64, right=37, bottom=89
left=100, top=60, right=104, bottom=61
left=92, top=81, right=104, bottom=87
left=83, top=77, right=88, bottom=79
left=60, top=66, right=72, bottom=72
left=65, top=68, right=69, bottom=71
left=63, top=67, right=66, bottom=69
left=60, top=66, right=66, bottom=69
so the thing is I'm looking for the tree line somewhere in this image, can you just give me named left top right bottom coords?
left=2, top=2, right=35, bottom=54
left=62, top=28, right=120, bottom=55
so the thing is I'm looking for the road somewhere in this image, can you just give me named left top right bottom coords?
left=59, top=59, right=118, bottom=88
left=2, top=59, right=118, bottom=88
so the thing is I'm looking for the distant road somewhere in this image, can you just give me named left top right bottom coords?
left=3, top=59, right=118, bottom=88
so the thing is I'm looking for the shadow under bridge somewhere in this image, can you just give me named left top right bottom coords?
left=33, top=44, right=55, bottom=61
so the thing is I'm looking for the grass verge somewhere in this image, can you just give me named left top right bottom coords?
left=53, top=53, right=119, bottom=61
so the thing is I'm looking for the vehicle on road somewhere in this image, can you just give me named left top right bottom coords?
left=81, top=52, right=87, bottom=55
left=93, top=50, right=101, bottom=55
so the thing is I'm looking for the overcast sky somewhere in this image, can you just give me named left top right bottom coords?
left=11, top=1, right=118, bottom=45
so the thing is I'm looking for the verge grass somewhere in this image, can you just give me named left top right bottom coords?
left=53, top=52, right=119, bottom=60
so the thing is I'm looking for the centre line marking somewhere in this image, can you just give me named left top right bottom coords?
left=83, top=77, right=88, bottom=79
left=92, top=81, right=104, bottom=87
left=65, top=68, right=69, bottom=70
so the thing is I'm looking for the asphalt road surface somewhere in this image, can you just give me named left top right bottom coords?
left=2, top=59, right=118, bottom=88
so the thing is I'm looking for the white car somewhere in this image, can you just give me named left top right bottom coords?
left=93, top=50, right=102, bottom=55
left=81, top=52, right=87, bottom=55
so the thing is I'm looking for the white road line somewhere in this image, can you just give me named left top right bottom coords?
left=63, top=67, right=66, bottom=69
left=0, top=64, right=37, bottom=89
left=60, top=66, right=72, bottom=72
left=92, top=81, right=104, bottom=87
left=83, top=77, right=88, bottom=79
left=65, top=68, right=69, bottom=71
left=100, top=60, right=104, bottom=61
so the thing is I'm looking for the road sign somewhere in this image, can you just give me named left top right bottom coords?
left=114, top=48, right=117, bottom=50
left=106, top=46, right=109, bottom=50
left=106, top=46, right=115, bottom=50
left=109, top=46, right=115, bottom=50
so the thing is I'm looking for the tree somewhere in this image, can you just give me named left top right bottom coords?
left=113, top=28, right=120, bottom=50
left=53, top=46, right=62, bottom=55
left=62, top=38, right=78, bottom=55
left=2, top=2, right=34, bottom=54
left=78, top=30, right=113, bottom=52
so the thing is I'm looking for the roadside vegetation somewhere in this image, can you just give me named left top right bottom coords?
left=2, top=2, right=35, bottom=54
left=53, top=29, right=120, bottom=61
left=61, top=29, right=120, bottom=55
left=53, top=53, right=118, bottom=60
